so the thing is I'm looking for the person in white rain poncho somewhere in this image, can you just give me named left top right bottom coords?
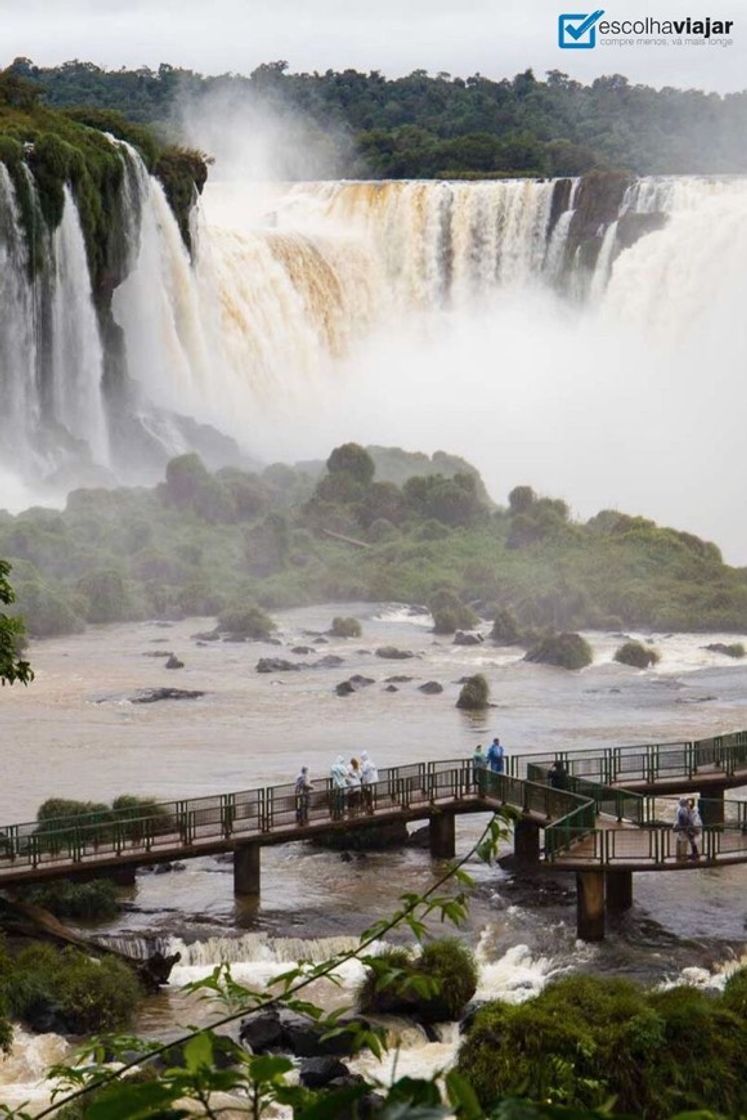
left=347, top=757, right=363, bottom=816
left=360, top=750, right=379, bottom=814
left=330, top=756, right=348, bottom=820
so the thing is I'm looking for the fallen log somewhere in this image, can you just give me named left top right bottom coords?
left=320, top=528, right=370, bottom=549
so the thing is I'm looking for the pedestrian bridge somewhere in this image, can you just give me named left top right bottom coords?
left=1, top=730, right=747, bottom=940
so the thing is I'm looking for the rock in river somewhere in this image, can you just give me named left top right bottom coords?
left=130, top=688, right=205, bottom=704
left=375, top=646, right=415, bottom=660
left=256, top=658, right=304, bottom=673
left=419, top=680, right=444, bottom=694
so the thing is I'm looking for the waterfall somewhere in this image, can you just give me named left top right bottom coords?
left=3, top=160, right=747, bottom=506
left=50, top=186, right=109, bottom=465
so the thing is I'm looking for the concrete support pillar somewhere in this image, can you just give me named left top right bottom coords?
left=576, top=870, right=606, bottom=941
left=429, top=812, right=456, bottom=859
left=234, top=842, right=261, bottom=896
left=606, top=869, right=633, bottom=913
left=514, top=817, right=540, bottom=864
left=699, top=787, right=725, bottom=828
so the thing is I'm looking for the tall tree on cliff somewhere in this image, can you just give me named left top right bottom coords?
left=0, top=559, right=33, bottom=685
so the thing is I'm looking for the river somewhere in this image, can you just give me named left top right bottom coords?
left=2, top=603, right=747, bottom=1107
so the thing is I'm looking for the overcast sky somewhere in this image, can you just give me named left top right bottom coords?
left=3, top=0, right=745, bottom=92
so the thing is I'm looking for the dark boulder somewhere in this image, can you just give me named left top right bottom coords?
left=23, top=996, right=73, bottom=1035
left=299, top=1056, right=349, bottom=1089
left=384, top=685, right=398, bottom=692
left=291, top=645, right=314, bottom=654
left=313, top=636, right=329, bottom=644
left=453, top=631, right=484, bottom=646
left=314, top=654, right=345, bottom=668
left=240, top=1007, right=368, bottom=1058
left=419, top=681, right=444, bottom=694
left=335, top=675, right=375, bottom=696
left=191, top=628, right=220, bottom=641
left=385, top=675, right=413, bottom=683
left=142, top=650, right=173, bottom=658
left=256, top=658, right=303, bottom=673
left=375, top=647, right=415, bottom=660
left=165, top=654, right=184, bottom=669
left=130, top=688, right=204, bottom=703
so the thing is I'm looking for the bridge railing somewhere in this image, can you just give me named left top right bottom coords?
left=0, top=759, right=483, bottom=874
left=509, top=731, right=747, bottom=787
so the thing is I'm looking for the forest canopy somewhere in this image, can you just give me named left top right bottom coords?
left=6, top=57, right=747, bottom=178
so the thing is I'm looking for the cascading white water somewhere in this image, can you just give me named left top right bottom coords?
left=0, top=164, right=39, bottom=471
left=4, top=157, right=747, bottom=546
left=49, top=186, right=109, bottom=465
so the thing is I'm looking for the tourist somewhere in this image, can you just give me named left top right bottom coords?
left=361, top=751, right=378, bottom=813
left=673, top=797, right=694, bottom=860
left=487, top=737, right=505, bottom=774
left=347, top=757, right=363, bottom=816
left=549, top=759, right=569, bottom=791
left=687, top=797, right=702, bottom=861
left=294, top=766, right=312, bottom=825
left=472, top=743, right=487, bottom=793
left=330, top=756, right=348, bottom=820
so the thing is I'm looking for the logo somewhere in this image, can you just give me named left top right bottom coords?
left=558, top=8, right=605, bottom=47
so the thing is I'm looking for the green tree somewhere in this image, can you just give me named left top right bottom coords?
left=0, top=559, right=33, bottom=685
left=326, top=442, right=376, bottom=486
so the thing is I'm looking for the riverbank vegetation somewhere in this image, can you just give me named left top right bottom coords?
left=9, top=57, right=747, bottom=178
left=458, top=971, right=747, bottom=1118
left=0, top=938, right=141, bottom=1041
left=3, top=443, right=746, bottom=643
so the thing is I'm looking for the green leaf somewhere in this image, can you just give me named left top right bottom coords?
left=248, top=1054, right=294, bottom=1084
left=87, top=1080, right=181, bottom=1120
left=182, top=1031, right=213, bottom=1073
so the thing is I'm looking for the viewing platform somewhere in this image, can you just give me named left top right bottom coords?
left=0, top=730, right=746, bottom=942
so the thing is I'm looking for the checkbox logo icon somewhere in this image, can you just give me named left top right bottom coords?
left=558, top=9, right=605, bottom=47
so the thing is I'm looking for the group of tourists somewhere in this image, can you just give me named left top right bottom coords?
left=293, top=752, right=380, bottom=824
left=472, top=738, right=505, bottom=775
left=673, top=797, right=702, bottom=861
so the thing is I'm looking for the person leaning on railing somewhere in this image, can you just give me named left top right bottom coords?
left=294, top=767, right=313, bottom=826
left=472, top=743, right=488, bottom=795
left=329, top=756, right=348, bottom=820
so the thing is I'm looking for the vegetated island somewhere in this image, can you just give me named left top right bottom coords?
left=3, top=442, right=746, bottom=642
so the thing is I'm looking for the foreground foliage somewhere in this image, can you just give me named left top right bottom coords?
left=458, top=972, right=747, bottom=1119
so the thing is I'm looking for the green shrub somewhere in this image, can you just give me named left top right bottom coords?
left=490, top=607, right=521, bottom=645
left=456, top=673, right=489, bottom=709
left=217, top=602, right=275, bottom=639
left=0, top=944, right=142, bottom=1034
left=722, top=966, right=747, bottom=1017
left=21, top=879, right=119, bottom=921
left=457, top=975, right=747, bottom=1119
left=76, top=569, right=141, bottom=624
left=429, top=589, right=478, bottom=634
left=524, top=631, right=592, bottom=670
left=359, top=938, right=477, bottom=1023
left=614, top=640, right=660, bottom=668
left=330, top=616, right=362, bottom=638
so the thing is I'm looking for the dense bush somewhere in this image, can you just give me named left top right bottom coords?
left=458, top=972, right=747, bottom=1118
left=0, top=942, right=142, bottom=1034
left=524, top=631, right=593, bottom=670
left=217, top=602, right=275, bottom=639
left=456, top=673, right=489, bottom=710
left=429, top=589, right=479, bottom=635
left=21, top=878, right=119, bottom=920
left=614, top=640, right=660, bottom=668
left=330, top=616, right=362, bottom=638
left=490, top=607, right=521, bottom=645
left=359, top=938, right=477, bottom=1023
